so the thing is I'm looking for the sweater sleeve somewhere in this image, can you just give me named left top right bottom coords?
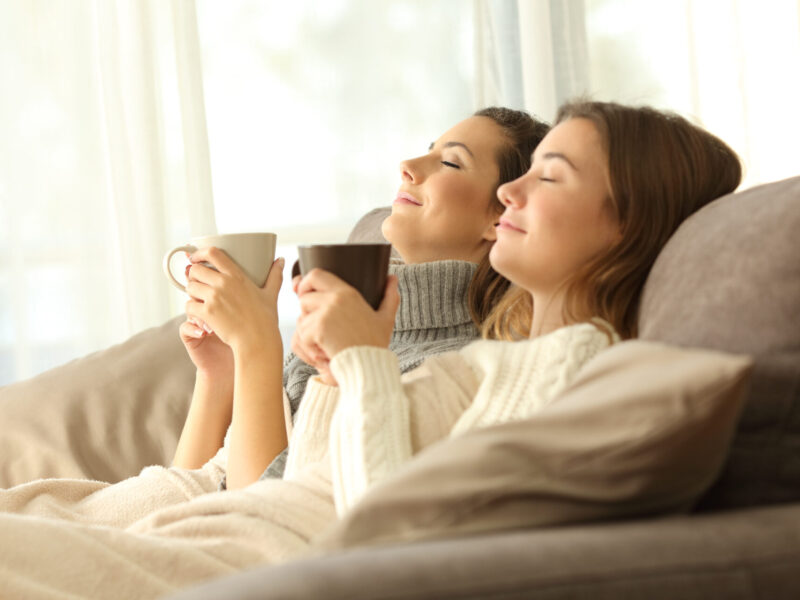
left=282, top=377, right=340, bottom=479
left=328, top=346, right=477, bottom=515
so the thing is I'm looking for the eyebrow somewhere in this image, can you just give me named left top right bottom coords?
left=535, top=151, right=579, bottom=171
left=429, top=141, right=475, bottom=158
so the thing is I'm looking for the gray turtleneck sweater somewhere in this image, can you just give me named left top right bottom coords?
left=261, top=259, right=480, bottom=480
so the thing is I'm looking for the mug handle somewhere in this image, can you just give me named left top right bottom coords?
left=162, top=244, right=197, bottom=292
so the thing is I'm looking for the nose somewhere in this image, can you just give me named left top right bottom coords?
left=399, top=156, right=426, bottom=184
left=497, top=176, right=527, bottom=209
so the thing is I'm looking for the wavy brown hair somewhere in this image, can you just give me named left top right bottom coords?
left=467, top=107, right=550, bottom=327
left=483, top=100, right=742, bottom=340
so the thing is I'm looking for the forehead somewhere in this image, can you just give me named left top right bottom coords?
left=536, top=118, right=607, bottom=174
left=437, top=116, right=505, bottom=167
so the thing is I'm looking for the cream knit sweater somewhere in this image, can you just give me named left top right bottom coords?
left=285, top=320, right=618, bottom=516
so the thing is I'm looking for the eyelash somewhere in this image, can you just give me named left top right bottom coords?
left=441, top=161, right=461, bottom=169
left=539, top=177, right=555, bottom=182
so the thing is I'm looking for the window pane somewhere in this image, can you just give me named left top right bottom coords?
left=585, top=0, right=800, bottom=187
left=196, top=0, right=475, bottom=238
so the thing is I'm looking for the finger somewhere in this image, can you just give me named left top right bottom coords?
left=180, top=319, right=206, bottom=339
left=194, top=317, right=213, bottom=334
left=188, top=262, right=225, bottom=286
left=298, top=317, right=329, bottom=363
left=297, top=290, right=331, bottom=315
left=185, top=299, right=209, bottom=328
left=312, top=343, right=329, bottom=364
left=262, top=257, right=285, bottom=296
left=291, top=329, right=316, bottom=367
left=294, top=315, right=328, bottom=362
left=188, top=246, right=237, bottom=276
left=186, top=315, right=213, bottom=333
left=378, top=275, right=401, bottom=319
left=185, top=279, right=213, bottom=303
left=297, top=268, right=349, bottom=296
left=292, top=275, right=302, bottom=295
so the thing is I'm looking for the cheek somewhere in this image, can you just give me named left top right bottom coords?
left=441, top=182, right=494, bottom=228
left=531, top=196, right=589, bottom=239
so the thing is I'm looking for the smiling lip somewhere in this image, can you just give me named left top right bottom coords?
left=497, top=218, right=526, bottom=233
left=394, top=192, right=422, bottom=206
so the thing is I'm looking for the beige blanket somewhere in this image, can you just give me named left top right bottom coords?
left=0, top=461, right=336, bottom=599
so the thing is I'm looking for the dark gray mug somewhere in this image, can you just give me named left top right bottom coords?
left=296, top=243, right=392, bottom=310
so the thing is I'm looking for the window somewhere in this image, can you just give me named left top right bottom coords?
left=195, top=0, right=475, bottom=344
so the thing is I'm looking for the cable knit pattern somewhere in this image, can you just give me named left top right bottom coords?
left=450, top=322, right=618, bottom=435
left=325, top=320, right=618, bottom=515
left=327, top=349, right=411, bottom=512
left=283, top=379, right=340, bottom=478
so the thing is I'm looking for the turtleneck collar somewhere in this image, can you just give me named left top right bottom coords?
left=389, top=259, right=478, bottom=332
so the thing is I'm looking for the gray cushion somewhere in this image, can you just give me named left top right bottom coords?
left=0, top=316, right=193, bottom=486
left=346, top=206, right=400, bottom=259
left=639, top=175, right=800, bottom=510
left=167, top=502, right=800, bottom=600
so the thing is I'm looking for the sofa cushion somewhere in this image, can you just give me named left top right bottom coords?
left=0, top=316, right=194, bottom=487
left=638, top=175, right=800, bottom=510
left=345, top=206, right=400, bottom=259
left=314, top=340, right=751, bottom=550
left=168, top=502, right=800, bottom=600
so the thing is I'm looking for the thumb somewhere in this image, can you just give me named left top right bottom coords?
left=378, top=275, right=400, bottom=319
left=263, top=257, right=285, bottom=297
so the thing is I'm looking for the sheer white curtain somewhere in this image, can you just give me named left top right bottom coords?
left=2, top=0, right=476, bottom=384
left=584, top=0, right=800, bottom=189
left=474, top=0, right=590, bottom=120
left=475, top=0, right=800, bottom=188
left=0, top=0, right=215, bottom=385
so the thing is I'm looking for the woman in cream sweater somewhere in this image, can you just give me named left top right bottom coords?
left=285, top=100, right=743, bottom=512
left=0, top=101, right=742, bottom=599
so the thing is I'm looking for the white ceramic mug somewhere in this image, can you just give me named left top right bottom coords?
left=162, top=232, right=277, bottom=292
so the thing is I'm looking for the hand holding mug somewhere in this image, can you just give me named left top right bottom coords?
left=163, top=232, right=283, bottom=355
left=184, top=248, right=285, bottom=353
left=291, top=243, right=395, bottom=383
left=293, top=268, right=399, bottom=363
left=164, top=233, right=277, bottom=293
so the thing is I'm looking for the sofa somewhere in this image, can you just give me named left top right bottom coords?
left=1, top=176, right=798, bottom=599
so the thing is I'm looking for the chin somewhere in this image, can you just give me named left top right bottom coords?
left=380, top=214, right=395, bottom=244
left=381, top=213, right=412, bottom=248
left=489, top=245, right=516, bottom=283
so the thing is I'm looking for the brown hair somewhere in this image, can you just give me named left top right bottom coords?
left=467, top=107, right=550, bottom=327
left=483, top=100, right=742, bottom=340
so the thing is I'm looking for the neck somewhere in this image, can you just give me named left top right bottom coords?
left=528, top=290, right=568, bottom=338
left=394, top=241, right=492, bottom=266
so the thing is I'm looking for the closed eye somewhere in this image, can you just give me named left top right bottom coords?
left=539, top=177, right=556, bottom=182
left=441, top=161, right=461, bottom=169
